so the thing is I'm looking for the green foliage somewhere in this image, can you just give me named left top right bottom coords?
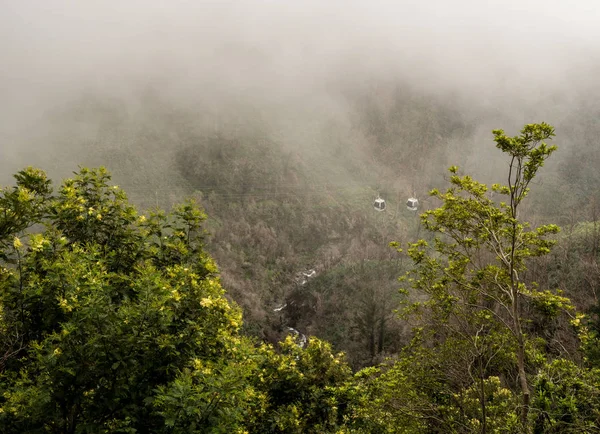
left=0, top=167, right=52, bottom=261
left=532, top=358, right=600, bottom=433
left=393, top=124, right=582, bottom=432
left=543, top=220, right=600, bottom=368
left=346, top=343, right=452, bottom=433
left=451, top=376, right=520, bottom=433
left=345, top=330, right=523, bottom=433
left=493, top=123, right=557, bottom=187
left=153, top=348, right=261, bottom=433
left=0, top=167, right=254, bottom=432
left=247, top=336, right=353, bottom=434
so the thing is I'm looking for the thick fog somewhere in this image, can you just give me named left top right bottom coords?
left=1, top=0, right=599, bottom=185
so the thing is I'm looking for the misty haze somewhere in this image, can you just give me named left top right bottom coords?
left=1, top=1, right=600, bottom=432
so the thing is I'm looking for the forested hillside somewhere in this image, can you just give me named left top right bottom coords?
left=0, top=86, right=484, bottom=367
left=2, top=122, right=600, bottom=432
left=9, top=83, right=600, bottom=371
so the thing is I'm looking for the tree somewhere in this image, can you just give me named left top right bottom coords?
left=399, top=123, right=574, bottom=432
left=0, top=167, right=260, bottom=432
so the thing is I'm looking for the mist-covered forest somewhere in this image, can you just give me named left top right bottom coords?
left=2, top=1, right=600, bottom=432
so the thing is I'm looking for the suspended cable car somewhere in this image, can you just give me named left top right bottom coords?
left=406, top=197, right=419, bottom=211
left=373, top=197, right=386, bottom=212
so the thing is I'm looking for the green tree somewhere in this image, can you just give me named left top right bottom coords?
left=399, top=123, right=574, bottom=432
left=246, top=336, right=353, bottom=434
left=344, top=331, right=521, bottom=433
left=0, top=167, right=259, bottom=433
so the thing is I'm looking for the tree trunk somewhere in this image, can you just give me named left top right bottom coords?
left=517, top=334, right=530, bottom=432
left=513, top=300, right=530, bottom=433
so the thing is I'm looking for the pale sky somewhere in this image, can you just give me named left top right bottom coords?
left=2, top=0, right=598, bottom=99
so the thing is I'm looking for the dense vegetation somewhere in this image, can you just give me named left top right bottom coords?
left=0, top=167, right=353, bottom=432
left=2, top=121, right=600, bottom=432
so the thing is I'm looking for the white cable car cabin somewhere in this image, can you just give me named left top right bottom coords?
left=373, top=197, right=386, bottom=212
left=406, top=197, right=419, bottom=211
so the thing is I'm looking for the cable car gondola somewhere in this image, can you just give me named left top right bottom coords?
left=373, top=197, right=386, bottom=212
left=406, top=197, right=418, bottom=211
